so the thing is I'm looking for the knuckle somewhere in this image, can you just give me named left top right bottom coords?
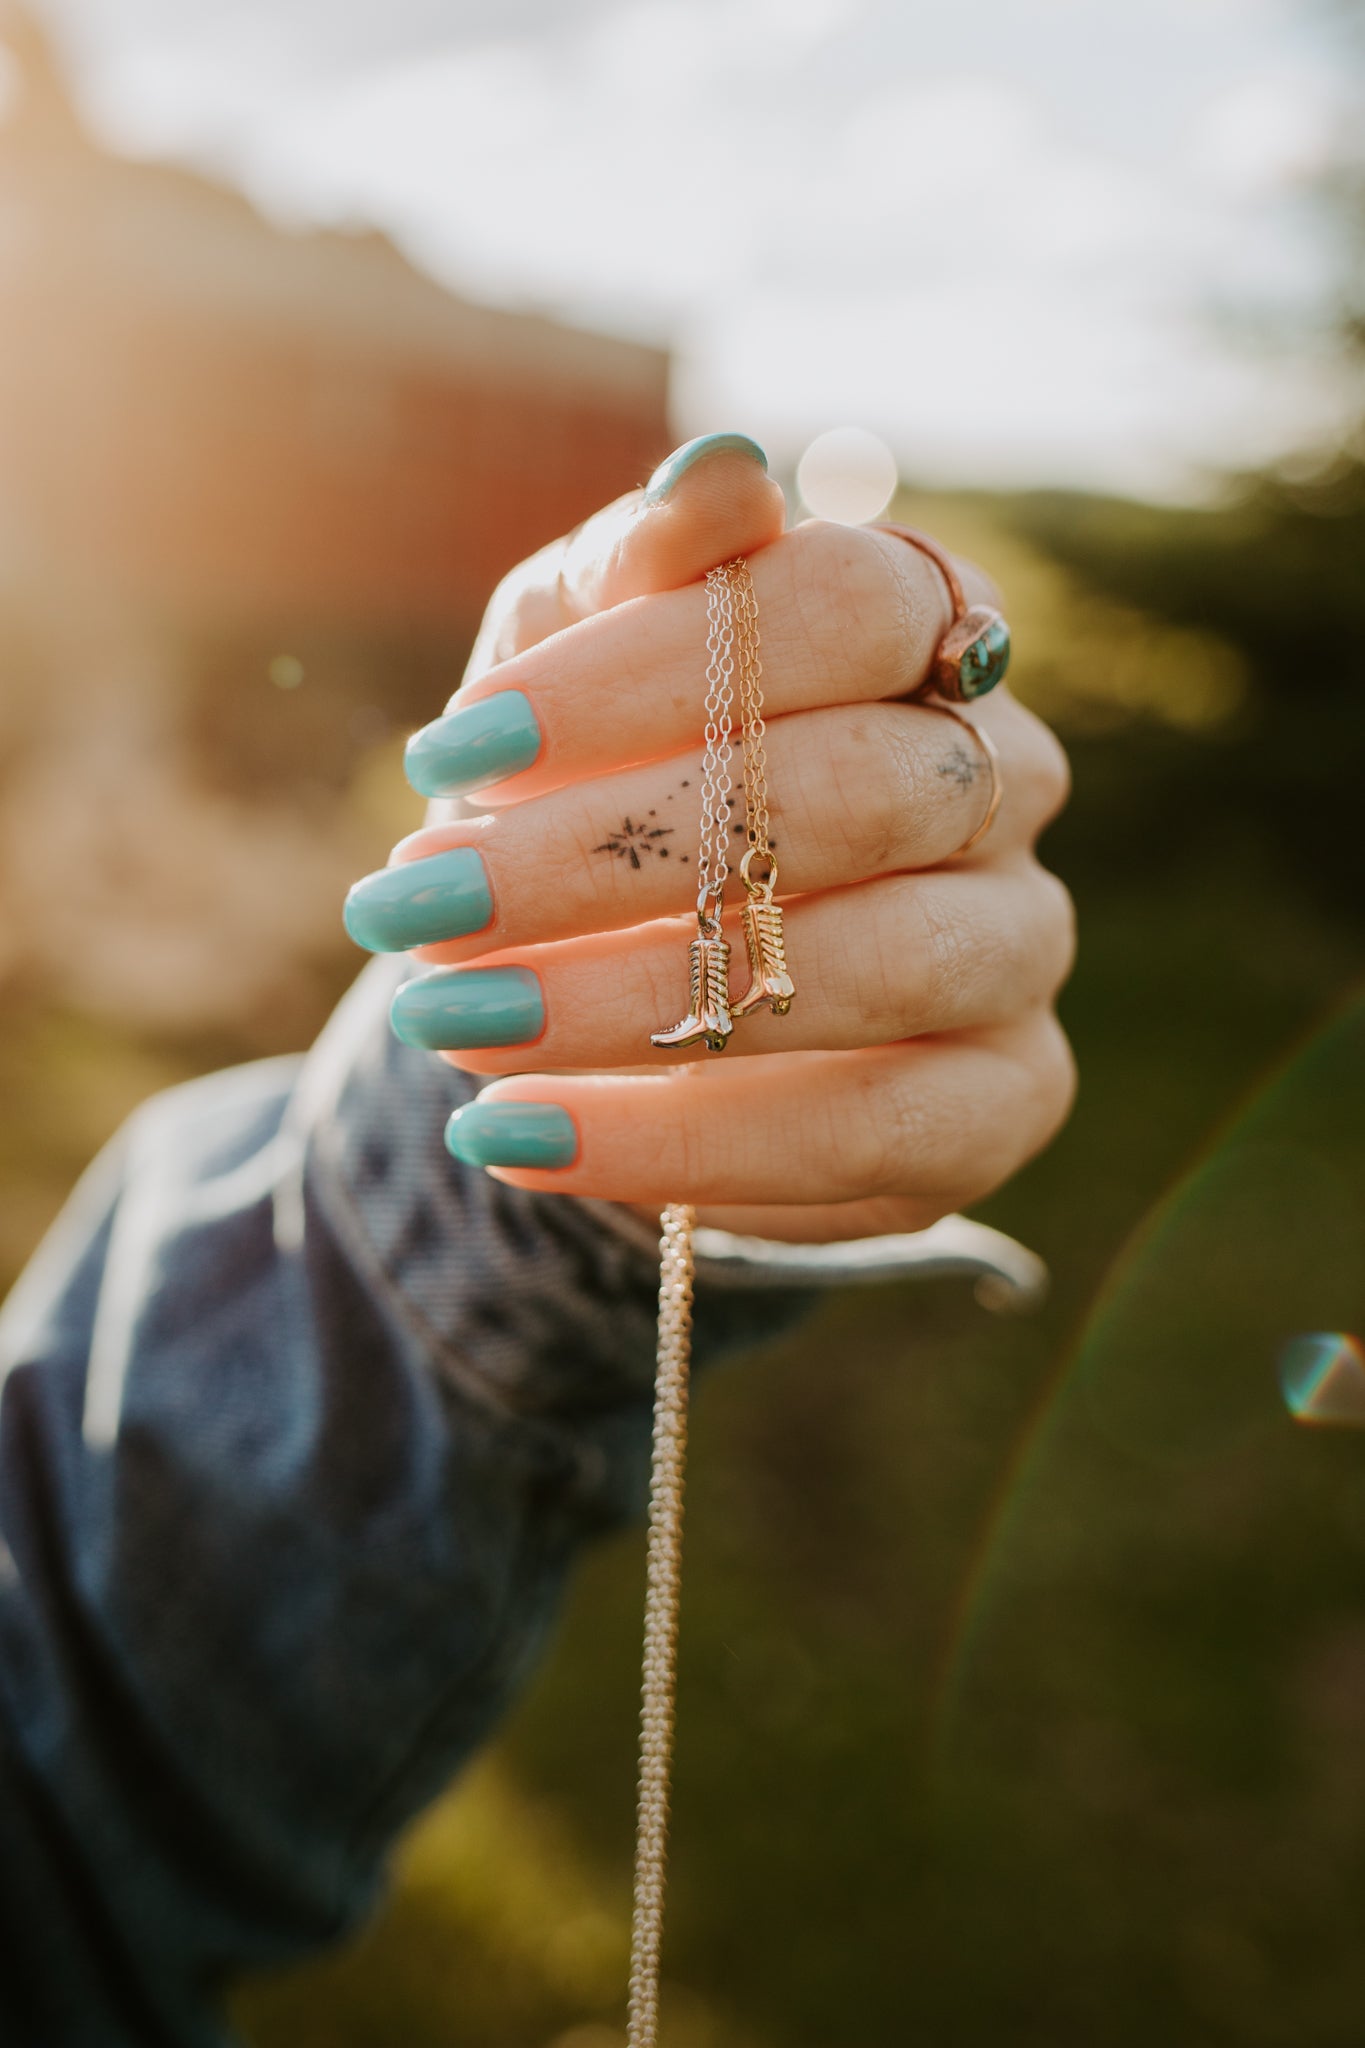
left=482, top=548, right=552, bottom=643
left=867, top=527, right=954, bottom=692
left=640, top=936, right=686, bottom=1024
left=1057, top=1040, right=1080, bottom=1132
left=855, top=1066, right=944, bottom=1200
left=668, top=1109, right=713, bottom=1194
left=850, top=861, right=1078, bottom=1043
left=734, top=1087, right=840, bottom=1201
left=847, top=888, right=919, bottom=1040
left=810, top=1063, right=910, bottom=1201
left=531, top=799, right=607, bottom=914
left=951, top=1014, right=1076, bottom=1208
left=999, top=859, right=1077, bottom=1006
left=1012, top=1010, right=1077, bottom=1165
left=488, top=556, right=532, bottom=619
left=1034, top=865, right=1078, bottom=996
left=910, top=881, right=977, bottom=1018
left=475, top=552, right=557, bottom=671
left=778, top=523, right=919, bottom=696
left=897, top=875, right=1011, bottom=1029
left=811, top=705, right=915, bottom=876
left=1013, top=706, right=1072, bottom=832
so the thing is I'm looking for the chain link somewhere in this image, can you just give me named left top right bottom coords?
left=627, top=1203, right=696, bottom=2048
left=728, top=560, right=773, bottom=870
left=629, top=557, right=774, bottom=2042
left=693, top=569, right=736, bottom=923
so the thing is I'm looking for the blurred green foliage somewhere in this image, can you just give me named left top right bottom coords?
left=234, top=475, right=1365, bottom=2047
left=4, top=474, right=1364, bottom=2047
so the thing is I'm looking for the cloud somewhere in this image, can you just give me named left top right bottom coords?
left=1188, top=68, right=1342, bottom=201
left=33, top=0, right=1356, bottom=496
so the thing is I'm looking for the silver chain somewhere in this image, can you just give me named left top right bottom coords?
left=693, top=567, right=736, bottom=924
left=628, top=559, right=772, bottom=2043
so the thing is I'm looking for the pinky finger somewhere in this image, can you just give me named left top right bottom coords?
left=443, top=1016, right=1075, bottom=1214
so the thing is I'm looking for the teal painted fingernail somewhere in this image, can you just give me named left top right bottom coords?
left=643, top=432, right=768, bottom=506
left=405, top=690, right=541, bottom=799
left=445, top=1101, right=577, bottom=1170
left=390, top=967, right=544, bottom=1051
left=344, top=848, right=492, bottom=952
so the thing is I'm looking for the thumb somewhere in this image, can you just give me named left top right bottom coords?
left=466, top=433, right=785, bottom=676
left=563, top=432, right=787, bottom=615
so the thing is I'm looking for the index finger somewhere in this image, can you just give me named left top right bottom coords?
left=404, top=521, right=955, bottom=807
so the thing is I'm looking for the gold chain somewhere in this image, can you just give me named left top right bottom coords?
left=728, top=560, right=773, bottom=867
left=649, top=561, right=745, bottom=1052
left=627, top=1202, right=697, bottom=2048
left=726, top=557, right=794, bottom=1019
left=631, top=556, right=789, bottom=2043
left=694, top=568, right=737, bottom=924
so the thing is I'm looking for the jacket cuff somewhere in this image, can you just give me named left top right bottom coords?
left=592, top=1200, right=1047, bottom=1310
left=295, top=957, right=1046, bottom=1418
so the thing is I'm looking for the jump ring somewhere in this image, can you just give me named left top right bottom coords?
left=738, top=846, right=777, bottom=896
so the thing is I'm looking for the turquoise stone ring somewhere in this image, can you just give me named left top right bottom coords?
left=939, top=604, right=1012, bottom=701
left=874, top=522, right=1011, bottom=704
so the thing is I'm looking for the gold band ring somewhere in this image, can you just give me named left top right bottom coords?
left=917, top=700, right=1003, bottom=857
left=871, top=521, right=1008, bottom=853
left=873, top=522, right=1012, bottom=704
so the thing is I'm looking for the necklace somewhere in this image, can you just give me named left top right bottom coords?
left=648, top=564, right=740, bottom=1054
left=630, top=557, right=791, bottom=2046
left=729, top=561, right=794, bottom=1020
left=627, top=1200, right=695, bottom=2048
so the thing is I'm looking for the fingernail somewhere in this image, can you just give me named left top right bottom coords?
left=445, top=1101, right=578, bottom=1170
left=344, top=848, right=493, bottom=952
left=643, top=432, right=768, bottom=506
left=405, top=690, right=541, bottom=799
left=390, top=967, right=544, bottom=1051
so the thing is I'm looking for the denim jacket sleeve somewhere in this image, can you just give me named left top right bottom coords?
left=0, top=955, right=1043, bottom=2046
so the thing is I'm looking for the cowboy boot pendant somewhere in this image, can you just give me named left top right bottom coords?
left=651, top=929, right=734, bottom=1052
left=731, top=890, right=795, bottom=1019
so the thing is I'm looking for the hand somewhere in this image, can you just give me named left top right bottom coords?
left=345, top=438, right=1076, bottom=1243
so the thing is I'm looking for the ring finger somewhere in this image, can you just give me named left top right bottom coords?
left=347, top=693, right=1057, bottom=966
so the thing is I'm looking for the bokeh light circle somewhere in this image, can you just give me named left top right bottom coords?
left=796, top=427, right=898, bottom=524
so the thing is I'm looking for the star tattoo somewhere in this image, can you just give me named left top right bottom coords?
left=938, top=742, right=978, bottom=791
left=593, top=814, right=676, bottom=869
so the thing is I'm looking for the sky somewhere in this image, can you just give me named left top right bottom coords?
left=27, top=0, right=1360, bottom=500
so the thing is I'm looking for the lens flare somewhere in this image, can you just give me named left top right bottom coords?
left=933, top=981, right=1365, bottom=1755
left=1279, top=1332, right=1365, bottom=1425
